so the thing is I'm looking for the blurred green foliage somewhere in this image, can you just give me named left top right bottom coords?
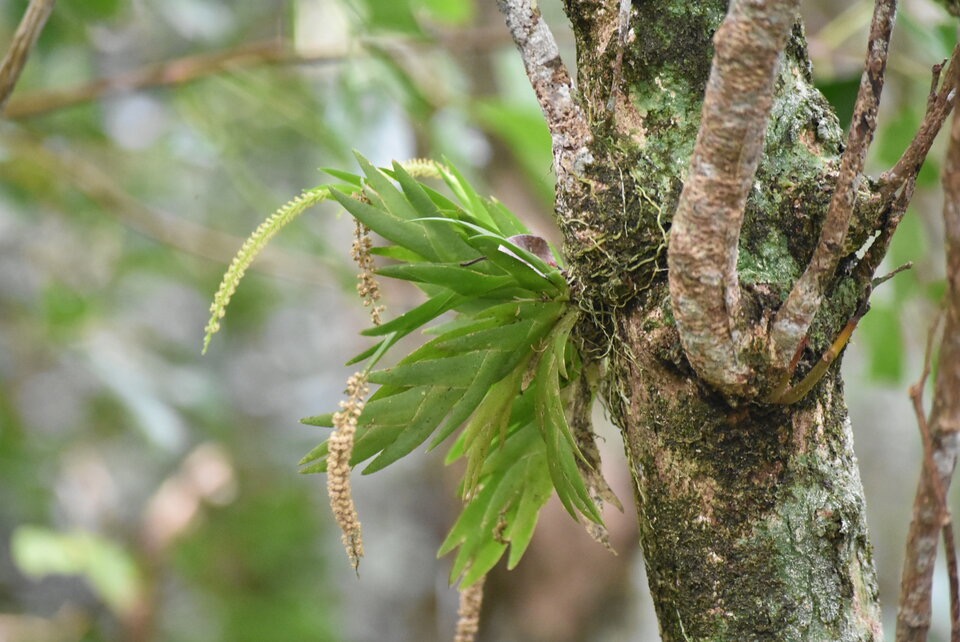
left=0, top=0, right=559, bottom=639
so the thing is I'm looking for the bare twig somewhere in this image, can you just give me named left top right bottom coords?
left=897, top=86, right=960, bottom=642
left=495, top=0, right=592, bottom=186
left=666, top=0, right=800, bottom=397
left=768, top=0, right=896, bottom=385
left=947, top=518, right=960, bottom=642
left=880, top=41, right=960, bottom=201
left=899, top=310, right=953, bottom=642
left=6, top=39, right=331, bottom=119
left=854, top=46, right=960, bottom=288
left=4, top=30, right=526, bottom=120
left=774, top=262, right=913, bottom=404
left=606, top=0, right=633, bottom=113
left=0, top=0, right=56, bottom=112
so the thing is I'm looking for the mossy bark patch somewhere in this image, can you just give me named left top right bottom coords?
left=558, top=1, right=883, bottom=638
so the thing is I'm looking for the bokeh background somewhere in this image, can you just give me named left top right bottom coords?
left=0, top=0, right=957, bottom=640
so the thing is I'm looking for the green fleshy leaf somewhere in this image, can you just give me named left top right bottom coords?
left=360, top=388, right=461, bottom=473
left=360, top=292, right=462, bottom=337
left=369, top=245, right=424, bottom=262
left=374, top=263, right=517, bottom=297
left=368, top=352, right=487, bottom=387
left=329, top=189, right=439, bottom=262
left=300, top=414, right=333, bottom=428
left=436, top=161, right=501, bottom=233
left=356, top=154, right=476, bottom=261
left=321, top=167, right=363, bottom=186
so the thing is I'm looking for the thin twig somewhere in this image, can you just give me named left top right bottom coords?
left=769, top=0, right=896, bottom=382
left=4, top=30, right=525, bottom=120
left=854, top=47, right=960, bottom=286
left=897, top=82, right=960, bottom=642
left=0, top=0, right=56, bottom=112
left=666, top=0, right=800, bottom=397
left=946, top=519, right=960, bottom=642
left=880, top=41, right=960, bottom=201
left=899, top=310, right=952, bottom=642
left=774, top=287, right=870, bottom=405
left=495, top=0, right=592, bottom=185
left=772, top=262, right=914, bottom=404
left=5, top=39, right=334, bottom=119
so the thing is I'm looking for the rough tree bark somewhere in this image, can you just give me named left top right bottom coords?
left=538, top=1, right=886, bottom=639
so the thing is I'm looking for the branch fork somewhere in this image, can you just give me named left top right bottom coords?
left=665, top=0, right=954, bottom=403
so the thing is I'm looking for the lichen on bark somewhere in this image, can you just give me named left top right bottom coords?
left=556, top=0, right=883, bottom=639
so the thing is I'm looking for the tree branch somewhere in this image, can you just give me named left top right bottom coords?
left=897, top=86, right=960, bottom=642
left=4, top=30, right=525, bottom=120
left=879, top=41, right=960, bottom=202
left=5, top=39, right=295, bottom=119
left=768, top=0, right=896, bottom=384
left=495, top=0, right=592, bottom=188
left=666, top=0, right=799, bottom=397
left=0, top=0, right=55, bottom=112
left=853, top=43, right=960, bottom=317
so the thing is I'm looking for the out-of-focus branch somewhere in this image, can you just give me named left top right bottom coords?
left=768, top=0, right=896, bottom=392
left=5, top=132, right=343, bottom=284
left=936, top=0, right=960, bottom=19
left=4, top=29, right=526, bottom=120
left=5, top=39, right=334, bottom=119
left=0, top=0, right=56, bottom=112
left=666, top=0, right=799, bottom=397
left=897, top=84, right=960, bottom=642
left=495, top=0, right=592, bottom=189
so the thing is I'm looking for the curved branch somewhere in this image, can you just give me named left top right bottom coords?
left=0, top=0, right=56, bottom=112
left=768, top=0, right=896, bottom=382
left=495, top=0, right=592, bottom=185
left=667, top=0, right=799, bottom=397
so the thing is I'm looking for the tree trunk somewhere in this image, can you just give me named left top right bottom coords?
left=558, top=1, right=884, bottom=639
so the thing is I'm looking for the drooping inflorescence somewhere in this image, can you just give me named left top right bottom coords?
left=327, top=372, right=368, bottom=571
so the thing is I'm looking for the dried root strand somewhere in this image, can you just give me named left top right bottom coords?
left=327, top=372, right=368, bottom=571
left=351, top=220, right=384, bottom=326
left=571, top=374, right=620, bottom=553
left=454, top=576, right=486, bottom=642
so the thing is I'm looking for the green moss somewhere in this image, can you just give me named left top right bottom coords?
left=738, top=227, right=800, bottom=291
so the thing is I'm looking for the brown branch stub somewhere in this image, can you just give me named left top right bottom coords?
left=769, top=0, right=896, bottom=381
left=667, top=0, right=800, bottom=397
left=0, top=0, right=56, bottom=112
left=495, top=0, right=592, bottom=186
left=897, top=86, right=960, bottom=642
